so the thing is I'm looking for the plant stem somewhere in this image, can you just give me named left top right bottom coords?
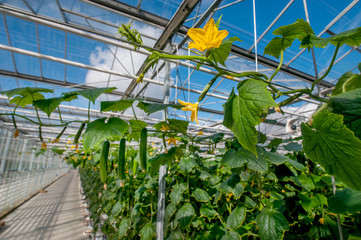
left=35, top=107, right=43, bottom=125
left=269, top=50, right=283, bottom=82
left=157, top=52, right=208, bottom=62
left=58, top=107, right=64, bottom=123
left=87, top=100, right=91, bottom=122
left=198, top=73, right=221, bottom=102
left=310, top=43, right=340, bottom=92
left=278, top=93, right=304, bottom=107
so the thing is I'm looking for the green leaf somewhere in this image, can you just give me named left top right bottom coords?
left=197, top=133, right=225, bottom=144
left=283, top=142, right=303, bottom=152
left=223, top=79, right=277, bottom=156
left=329, top=188, right=361, bottom=214
left=219, top=174, right=244, bottom=198
left=179, top=157, right=198, bottom=173
left=302, top=27, right=361, bottom=48
left=175, top=203, right=196, bottom=229
left=297, top=175, right=315, bottom=191
left=111, top=201, right=124, bottom=217
left=332, top=72, right=361, bottom=96
left=128, top=119, right=147, bottom=142
left=209, top=37, right=241, bottom=67
left=256, top=208, right=289, bottom=240
left=170, top=183, right=187, bottom=205
left=165, top=202, right=177, bottom=223
left=330, top=88, right=361, bottom=139
left=153, top=119, right=189, bottom=134
left=227, top=206, right=246, bottom=230
left=200, top=207, right=218, bottom=221
left=221, top=231, right=241, bottom=240
left=149, top=147, right=183, bottom=176
left=50, top=147, right=66, bottom=155
left=192, top=188, right=210, bottom=202
left=10, top=92, right=45, bottom=107
left=100, top=98, right=140, bottom=112
left=259, top=148, right=288, bottom=165
left=287, top=159, right=306, bottom=171
left=245, top=196, right=257, bottom=208
left=140, top=223, right=155, bottom=240
left=1, top=87, right=53, bottom=98
left=137, top=102, right=182, bottom=115
left=222, top=148, right=268, bottom=172
left=299, top=193, right=327, bottom=212
left=118, top=218, right=130, bottom=239
left=264, top=19, right=314, bottom=58
left=301, top=111, right=361, bottom=191
left=33, top=94, right=77, bottom=117
left=73, top=87, right=116, bottom=104
left=83, top=117, right=128, bottom=151
left=166, top=232, right=183, bottom=240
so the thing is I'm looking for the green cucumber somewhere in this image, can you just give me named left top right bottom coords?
left=118, top=138, right=126, bottom=180
left=139, top=128, right=148, bottom=171
left=100, top=140, right=110, bottom=183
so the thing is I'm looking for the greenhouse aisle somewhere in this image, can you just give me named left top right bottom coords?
left=0, top=170, right=87, bottom=240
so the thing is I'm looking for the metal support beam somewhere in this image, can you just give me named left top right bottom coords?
left=122, top=0, right=200, bottom=99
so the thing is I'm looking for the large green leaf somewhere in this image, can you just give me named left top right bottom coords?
left=219, top=174, right=244, bottom=198
left=330, top=88, right=361, bottom=139
left=264, top=19, right=314, bottom=58
left=100, top=98, right=140, bottom=112
left=2, top=87, right=53, bottom=98
left=222, top=148, right=268, bottom=172
left=149, top=147, right=183, bottom=176
left=301, top=111, right=361, bottom=191
left=256, top=208, right=289, bottom=240
left=128, top=119, right=147, bottom=142
left=10, top=92, right=45, bottom=107
left=111, top=201, right=124, bottom=217
left=299, top=193, right=327, bottom=212
left=197, top=133, right=225, bottom=144
left=192, top=188, right=210, bottom=202
left=32, top=94, right=78, bottom=117
left=175, top=203, right=196, bottom=228
left=73, top=87, right=116, bottom=103
left=179, top=157, right=198, bottom=173
left=209, top=36, right=241, bottom=67
left=83, top=117, right=128, bottom=151
left=259, top=148, right=288, bottom=165
left=118, top=218, right=130, bottom=239
left=153, top=119, right=189, bottom=134
left=140, top=223, right=155, bottom=240
left=137, top=102, right=182, bottom=115
left=329, top=188, right=361, bottom=214
left=165, top=202, right=177, bottom=224
left=170, top=183, right=187, bottom=205
left=200, top=207, right=218, bottom=221
left=223, top=79, right=277, bottom=156
left=227, top=206, right=246, bottom=230
left=332, top=72, right=361, bottom=96
left=301, top=27, right=361, bottom=49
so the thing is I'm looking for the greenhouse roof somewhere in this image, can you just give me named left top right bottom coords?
left=0, top=0, right=360, bottom=146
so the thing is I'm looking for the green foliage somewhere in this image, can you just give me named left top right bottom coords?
left=223, top=79, right=277, bottom=156
left=302, top=111, right=361, bottom=191
left=256, top=208, right=289, bottom=240
left=137, top=102, right=182, bottom=115
left=83, top=117, right=128, bottom=151
left=209, top=36, right=241, bottom=66
left=329, top=188, right=361, bottom=214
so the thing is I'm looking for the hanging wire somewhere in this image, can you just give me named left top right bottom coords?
left=252, top=0, right=258, bottom=72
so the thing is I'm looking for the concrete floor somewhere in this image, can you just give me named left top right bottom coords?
left=0, top=170, right=87, bottom=240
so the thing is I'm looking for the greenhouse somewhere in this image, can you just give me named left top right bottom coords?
left=0, top=0, right=360, bottom=239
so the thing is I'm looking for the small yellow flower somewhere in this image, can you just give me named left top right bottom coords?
left=41, top=142, right=47, bottom=149
left=52, top=139, right=59, bottom=144
left=167, top=137, right=178, bottom=146
left=75, top=149, right=79, bottom=153
left=137, top=73, right=144, bottom=84
left=67, top=140, right=71, bottom=144
left=71, top=145, right=76, bottom=149
left=160, top=125, right=170, bottom=131
left=187, top=18, right=228, bottom=52
left=88, top=156, right=92, bottom=160
left=225, top=75, right=234, bottom=80
left=178, top=100, right=199, bottom=124
left=197, top=131, right=204, bottom=136
left=150, top=152, right=153, bottom=156
left=83, top=156, right=86, bottom=160
left=275, top=107, right=282, bottom=113
left=319, top=218, right=324, bottom=225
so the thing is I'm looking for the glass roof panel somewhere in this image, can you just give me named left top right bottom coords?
left=139, top=0, right=182, bottom=20
left=6, top=15, right=37, bottom=52
left=14, top=53, right=41, bottom=76
left=0, top=50, right=14, bottom=72
left=25, top=0, right=64, bottom=21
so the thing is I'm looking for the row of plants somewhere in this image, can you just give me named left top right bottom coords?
left=1, top=18, right=361, bottom=239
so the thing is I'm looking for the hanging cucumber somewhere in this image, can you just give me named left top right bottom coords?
left=118, top=138, right=126, bottom=180
left=100, top=140, right=110, bottom=183
left=74, top=122, right=86, bottom=144
left=132, top=157, right=139, bottom=175
left=139, top=128, right=148, bottom=171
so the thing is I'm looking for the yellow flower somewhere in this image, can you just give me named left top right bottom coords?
left=88, top=156, right=92, bottom=160
left=160, top=125, right=170, bottom=131
left=52, top=139, right=59, bottom=144
left=41, top=142, right=47, bottom=149
left=71, top=145, right=76, bottom=149
left=225, top=75, right=234, bottom=80
left=150, top=152, right=153, bottom=156
left=14, top=129, right=19, bottom=138
left=187, top=18, right=228, bottom=52
left=197, top=131, right=203, bottom=136
left=319, top=218, right=324, bottom=225
left=137, top=73, right=144, bottom=84
left=178, top=100, right=199, bottom=124
left=67, top=140, right=71, bottom=144
left=167, top=137, right=178, bottom=146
